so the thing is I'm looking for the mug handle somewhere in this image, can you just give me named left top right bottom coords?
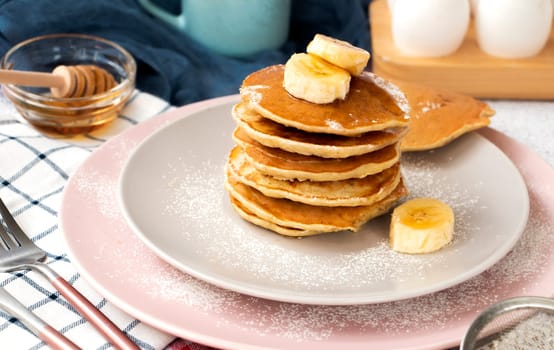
left=137, top=0, right=186, bottom=29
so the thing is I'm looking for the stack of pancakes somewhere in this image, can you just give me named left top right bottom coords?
left=224, top=65, right=411, bottom=237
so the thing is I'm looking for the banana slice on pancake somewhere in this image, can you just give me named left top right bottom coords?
left=282, top=34, right=370, bottom=104
left=283, top=53, right=351, bottom=104
left=307, top=34, right=370, bottom=76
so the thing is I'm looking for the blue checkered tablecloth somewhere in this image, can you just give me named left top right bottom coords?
left=0, top=90, right=176, bottom=350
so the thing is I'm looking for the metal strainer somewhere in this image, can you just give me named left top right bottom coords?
left=460, top=296, right=554, bottom=350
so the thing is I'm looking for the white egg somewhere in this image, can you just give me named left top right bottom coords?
left=392, top=0, right=470, bottom=57
left=476, top=0, right=553, bottom=58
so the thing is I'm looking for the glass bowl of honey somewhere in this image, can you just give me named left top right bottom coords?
left=1, top=33, right=136, bottom=134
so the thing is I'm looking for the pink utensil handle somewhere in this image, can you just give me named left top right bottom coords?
left=0, top=287, right=80, bottom=349
left=39, top=325, right=80, bottom=350
left=33, top=264, right=140, bottom=350
left=51, top=277, right=140, bottom=350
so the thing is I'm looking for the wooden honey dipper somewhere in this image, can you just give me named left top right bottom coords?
left=0, top=65, right=116, bottom=98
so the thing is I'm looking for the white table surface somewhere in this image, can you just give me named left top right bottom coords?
left=487, top=100, right=554, bottom=166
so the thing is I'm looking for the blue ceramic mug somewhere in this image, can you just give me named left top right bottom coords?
left=137, top=0, right=291, bottom=57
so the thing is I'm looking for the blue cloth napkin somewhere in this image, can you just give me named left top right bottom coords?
left=0, top=0, right=371, bottom=106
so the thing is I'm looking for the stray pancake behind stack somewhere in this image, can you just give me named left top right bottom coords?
left=224, top=63, right=411, bottom=237
left=394, top=80, right=495, bottom=152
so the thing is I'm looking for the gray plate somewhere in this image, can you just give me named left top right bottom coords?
left=118, top=100, right=529, bottom=305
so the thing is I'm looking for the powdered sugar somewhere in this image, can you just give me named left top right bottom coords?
left=477, top=311, right=554, bottom=350
left=75, top=170, right=120, bottom=219
left=418, top=101, right=443, bottom=114
left=366, top=71, right=410, bottom=118
left=324, top=119, right=343, bottom=130
left=73, top=137, right=138, bottom=219
left=239, top=85, right=268, bottom=104
left=160, top=156, right=454, bottom=294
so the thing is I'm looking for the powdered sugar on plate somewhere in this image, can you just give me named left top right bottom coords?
left=127, top=129, right=529, bottom=308
left=161, top=155, right=454, bottom=293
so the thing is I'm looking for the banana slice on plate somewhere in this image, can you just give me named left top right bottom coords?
left=389, top=198, right=455, bottom=254
left=283, top=53, right=351, bottom=104
left=307, top=34, right=371, bottom=76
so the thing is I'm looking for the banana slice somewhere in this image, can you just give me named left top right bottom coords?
left=389, top=198, right=454, bottom=254
left=307, top=34, right=371, bottom=76
left=283, top=53, right=351, bottom=104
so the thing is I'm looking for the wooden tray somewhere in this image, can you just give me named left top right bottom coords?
left=370, top=0, right=554, bottom=100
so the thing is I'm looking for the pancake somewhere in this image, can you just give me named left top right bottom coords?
left=227, top=145, right=402, bottom=207
left=228, top=197, right=319, bottom=237
left=225, top=173, right=408, bottom=236
left=240, top=65, right=410, bottom=136
left=233, top=127, right=401, bottom=181
left=233, top=102, right=407, bottom=158
left=395, top=80, right=495, bottom=152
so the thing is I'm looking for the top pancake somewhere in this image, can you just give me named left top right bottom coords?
left=240, top=65, right=410, bottom=136
left=395, top=81, right=495, bottom=152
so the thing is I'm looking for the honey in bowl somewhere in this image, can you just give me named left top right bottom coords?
left=0, top=34, right=136, bottom=135
left=7, top=86, right=129, bottom=135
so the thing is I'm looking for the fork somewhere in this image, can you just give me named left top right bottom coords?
left=0, top=286, right=79, bottom=349
left=0, top=197, right=140, bottom=350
